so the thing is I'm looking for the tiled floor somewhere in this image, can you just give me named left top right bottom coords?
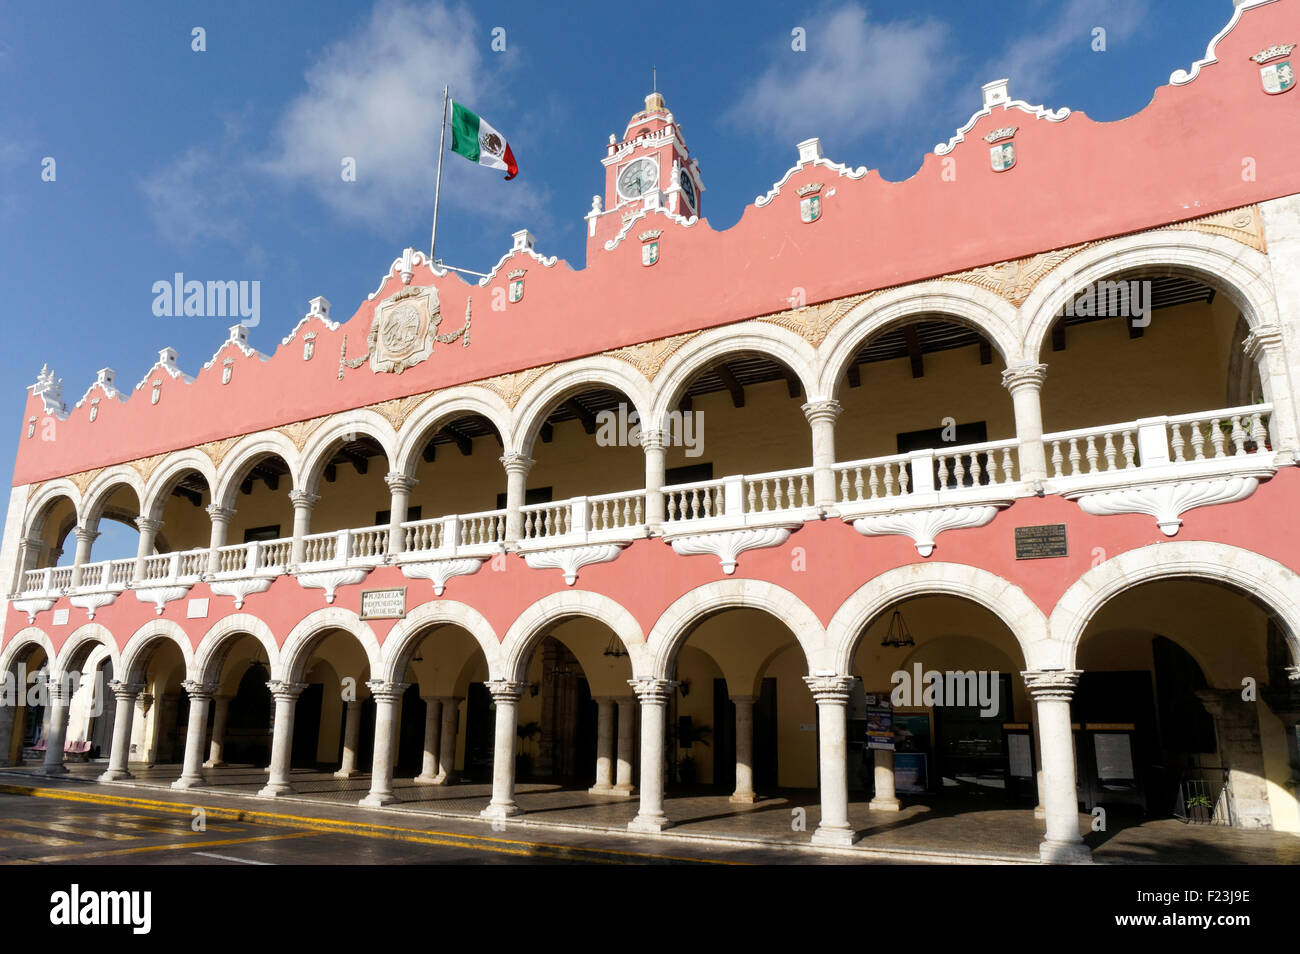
left=8, top=761, right=1300, bottom=864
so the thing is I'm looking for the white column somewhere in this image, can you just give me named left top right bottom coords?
left=334, top=700, right=363, bottom=778
left=1032, top=715, right=1046, bottom=819
left=615, top=696, right=636, bottom=796
left=99, top=681, right=143, bottom=781
left=204, top=694, right=231, bottom=768
left=135, top=693, right=155, bottom=766
left=589, top=697, right=616, bottom=794
left=500, top=453, right=535, bottom=544
left=1244, top=324, right=1300, bottom=462
left=172, top=680, right=216, bottom=790
left=802, top=400, right=843, bottom=507
left=641, top=429, right=667, bottom=526
left=870, top=747, right=900, bottom=811
left=288, top=490, right=320, bottom=566
left=1002, top=363, right=1049, bottom=483
left=435, top=696, right=461, bottom=783
left=68, top=526, right=100, bottom=589
left=415, top=697, right=442, bottom=782
left=131, top=517, right=163, bottom=583
left=1023, top=670, right=1091, bottom=863
left=730, top=694, right=758, bottom=804
left=360, top=680, right=409, bottom=807
left=805, top=675, right=856, bottom=846
left=481, top=680, right=527, bottom=819
left=258, top=681, right=306, bottom=797
left=385, top=472, right=418, bottom=557
left=627, top=678, right=676, bottom=833
left=39, top=675, right=72, bottom=776
left=205, top=505, right=235, bottom=577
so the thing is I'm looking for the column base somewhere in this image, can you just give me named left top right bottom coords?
left=171, top=776, right=205, bottom=790
left=359, top=791, right=396, bottom=808
left=588, top=783, right=617, bottom=795
left=869, top=797, right=900, bottom=812
left=811, top=824, right=857, bottom=847
left=202, top=760, right=225, bottom=769
left=728, top=791, right=758, bottom=804
left=1033, top=804, right=1046, bottom=820
left=1038, top=839, right=1093, bottom=864
left=38, top=764, right=69, bottom=777
left=413, top=773, right=439, bottom=784
left=480, top=802, right=520, bottom=820
left=612, top=784, right=636, bottom=798
left=98, top=768, right=133, bottom=782
left=432, top=774, right=456, bottom=785
left=333, top=769, right=362, bottom=779
left=627, top=813, right=670, bottom=833
left=257, top=782, right=296, bottom=798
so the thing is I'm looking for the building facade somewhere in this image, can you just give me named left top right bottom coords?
left=3, top=0, right=1300, bottom=863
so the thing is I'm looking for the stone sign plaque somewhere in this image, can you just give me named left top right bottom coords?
left=1014, top=523, right=1068, bottom=560
left=360, top=587, right=407, bottom=620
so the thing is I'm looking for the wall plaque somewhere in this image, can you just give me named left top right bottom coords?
left=1014, top=523, right=1068, bottom=560
left=360, top=587, right=407, bottom=620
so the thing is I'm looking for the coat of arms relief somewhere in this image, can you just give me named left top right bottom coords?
left=338, top=284, right=471, bottom=378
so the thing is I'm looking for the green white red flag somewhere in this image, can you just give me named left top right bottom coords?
left=449, top=101, right=518, bottom=180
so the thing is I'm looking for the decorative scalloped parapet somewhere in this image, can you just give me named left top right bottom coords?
left=202, top=323, right=268, bottom=371
left=753, top=138, right=868, bottom=208
left=280, top=297, right=341, bottom=346
left=132, top=347, right=195, bottom=393
left=1170, top=0, right=1278, bottom=86
left=480, top=230, right=560, bottom=285
left=1073, top=476, right=1262, bottom=536
left=934, top=79, right=1069, bottom=156
left=851, top=505, right=1001, bottom=556
left=73, top=368, right=126, bottom=409
left=602, top=204, right=699, bottom=252
left=29, top=365, right=68, bottom=418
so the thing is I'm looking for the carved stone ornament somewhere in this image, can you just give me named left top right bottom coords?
left=851, top=505, right=999, bottom=556
left=210, top=576, right=275, bottom=609
left=295, top=567, right=370, bottom=603
left=400, top=557, right=486, bottom=595
left=340, top=284, right=470, bottom=377
left=668, top=526, right=795, bottom=574
left=1072, top=476, right=1261, bottom=536
left=522, top=544, right=625, bottom=585
left=604, top=333, right=698, bottom=381
left=132, top=585, right=192, bottom=615
left=12, top=598, right=55, bottom=624
left=70, top=591, right=118, bottom=620
left=758, top=293, right=872, bottom=347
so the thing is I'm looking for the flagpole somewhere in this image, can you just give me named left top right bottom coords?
left=430, top=84, right=449, bottom=266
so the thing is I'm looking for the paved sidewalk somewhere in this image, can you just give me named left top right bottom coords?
left=5, top=761, right=1298, bottom=864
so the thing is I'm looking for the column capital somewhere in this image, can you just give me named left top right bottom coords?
left=1000, top=362, right=1048, bottom=393
left=366, top=679, right=411, bottom=703
left=134, top=516, right=164, bottom=534
left=45, top=675, right=73, bottom=704
left=1021, top=669, right=1081, bottom=701
left=136, top=692, right=155, bottom=712
left=801, top=399, right=843, bottom=425
left=628, top=677, right=678, bottom=705
left=108, top=680, right=146, bottom=699
left=729, top=694, right=758, bottom=705
left=639, top=428, right=666, bottom=451
left=485, top=679, right=529, bottom=704
left=265, top=680, right=308, bottom=700
left=1243, top=324, right=1284, bottom=362
left=803, top=674, right=855, bottom=704
left=205, top=504, right=236, bottom=523
left=74, top=526, right=101, bottom=545
left=1286, top=665, right=1300, bottom=685
left=499, top=452, right=535, bottom=476
left=384, top=471, right=419, bottom=494
left=181, top=679, right=218, bottom=700
left=288, top=489, right=321, bottom=510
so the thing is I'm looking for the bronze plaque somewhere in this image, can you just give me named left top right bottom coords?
left=1014, top=524, right=1068, bottom=560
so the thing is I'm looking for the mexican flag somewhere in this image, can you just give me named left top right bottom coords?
left=450, top=101, right=518, bottom=180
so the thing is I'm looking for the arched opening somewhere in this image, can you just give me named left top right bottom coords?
left=151, top=466, right=213, bottom=556
left=222, top=452, right=294, bottom=553
left=306, top=435, right=391, bottom=535
left=290, top=629, right=373, bottom=776
left=408, top=413, right=507, bottom=539
left=127, top=638, right=188, bottom=773
left=2, top=642, right=49, bottom=764
left=206, top=632, right=274, bottom=773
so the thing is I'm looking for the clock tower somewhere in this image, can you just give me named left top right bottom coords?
left=586, top=89, right=703, bottom=246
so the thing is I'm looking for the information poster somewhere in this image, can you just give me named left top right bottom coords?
left=1007, top=732, right=1033, bottom=779
left=1093, top=733, right=1135, bottom=781
left=894, top=753, right=928, bottom=793
left=864, top=693, right=894, bottom=750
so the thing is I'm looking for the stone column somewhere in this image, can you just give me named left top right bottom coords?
left=131, top=517, right=164, bottom=583
left=135, top=692, right=155, bottom=766
left=68, top=526, right=100, bottom=589
left=0, top=698, right=15, bottom=768
left=500, top=453, right=535, bottom=544
left=204, top=694, right=232, bottom=768
left=385, top=472, right=418, bottom=557
left=205, top=505, right=236, bottom=577
left=40, top=675, right=72, bottom=776
left=415, top=697, right=442, bottom=782
left=589, top=697, right=616, bottom=794
left=1001, top=363, right=1049, bottom=483
left=172, top=680, right=216, bottom=790
left=641, top=429, right=667, bottom=526
left=730, top=695, right=758, bottom=804
left=288, top=490, right=320, bottom=566
left=615, top=696, right=636, bottom=795
left=334, top=700, right=363, bottom=778
left=627, top=678, right=676, bottom=833
left=481, top=680, right=527, bottom=819
left=99, top=681, right=144, bottom=781
left=1023, top=669, right=1090, bottom=863
left=1196, top=688, right=1274, bottom=830
left=360, top=680, right=409, bottom=807
left=804, top=675, right=856, bottom=846
left=258, top=681, right=306, bottom=797
left=1244, top=325, right=1300, bottom=462
left=802, top=400, right=843, bottom=507
left=436, top=697, right=461, bottom=783
left=1032, top=715, right=1046, bottom=819
left=870, top=748, right=900, bottom=811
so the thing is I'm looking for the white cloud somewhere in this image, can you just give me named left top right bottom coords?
left=140, top=145, right=251, bottom=248
left=725, top=5, right=953, bottom=143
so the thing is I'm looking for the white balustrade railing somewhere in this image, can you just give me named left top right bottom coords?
left=178, top=550, right=208, bottom=579
left=459, top=509, right=506, bottom=547
left=403, top=517, right=444, bottom=554
left=744, top=467, right=813, bottom=514
left=215, top=543, right=247, bottom=574
left=141, top=553, right=172, bottom=582
left=522, top=500, right=573, bottom=540
left=835, top=439, right=1019, bottom=505
left=834, top=453, right=911, bottom=504
left=299, top=532, right=335, bottom=565
left=665, top=478, right=726, bottom=521
left=586, top=490, right=645, bottom=532
left=108, top=558, right=135, bottom=587
left=258, top=538, right=293, bottom=570
left=348, top=525, right=389, bottom=561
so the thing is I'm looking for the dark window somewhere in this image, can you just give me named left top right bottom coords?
left=665, top=463, right=713, bottom=485
left=495, top=487, right=554, bottom=509
left=897, top=422, right=989, bottom=488
left=375, top=506, right=423, bottom=524
left=242, top=525, right=281, bottom=543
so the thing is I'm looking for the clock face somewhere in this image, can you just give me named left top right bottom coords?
left=617, top=158, right=658, bottom=200
left=678, top=168, right=696, bottom=210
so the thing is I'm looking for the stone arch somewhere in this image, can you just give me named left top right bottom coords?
left=512, top=357, right=655, bottom=457
left=393, top=387, right=515, bottom=479
left=826, top=562, right=1049, bottom=675
left=22, top=480, right=82, bottom=537
left=213, top=431, right=303, bottom=512
left=379, top=600, right=502, bottom=683
left=501, top=591, right=648, bottom=683
left=298, top=411, right=399, bottom=493
left=194, top=614, right=281, bottom=685
left=816, top=282, right=1024, bottom=399
left=1048, top=541, right=1300, bottom=671
left=649, top=324, right=820, bottom=427
left=277, top=607, right=381, bottom=683
left=0, top=628, right=56, bottom=676
left=119, top=619, right=196, bottom=684
left=140, top=449, right=218, bottom=523
left=81, top=466, right=146, bottom=528
left=646, top=579, right=829, bottom=680
left=54, top=623, right=122, bottom=679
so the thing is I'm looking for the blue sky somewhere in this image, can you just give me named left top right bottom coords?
left=0, top=0, right=1239, bottom=559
